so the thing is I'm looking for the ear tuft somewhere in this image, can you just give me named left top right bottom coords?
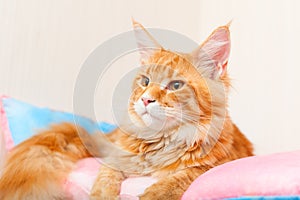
left=132, top=18, right=162, bottom=63
left=191, top=24, right=231, bottom=79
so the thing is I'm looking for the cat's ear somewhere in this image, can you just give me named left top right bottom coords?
left=191, top=23, right=231, bottom=79
left=132, top=18, right=163, bottom=63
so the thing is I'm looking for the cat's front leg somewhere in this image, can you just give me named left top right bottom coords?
left=140, top=167, right=205, bottom=200
left=90, top=165, right=125, bottom=200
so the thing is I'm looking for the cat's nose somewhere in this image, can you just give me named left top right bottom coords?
left=141, top=97, right=156, bottom=106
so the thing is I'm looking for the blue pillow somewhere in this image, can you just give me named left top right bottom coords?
left=0, top=96, right=116, bottom=146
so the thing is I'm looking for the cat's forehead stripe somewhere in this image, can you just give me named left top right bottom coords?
left=145, top=65, right=178, bottom=80
left=167, top=67, right=175, bottom=79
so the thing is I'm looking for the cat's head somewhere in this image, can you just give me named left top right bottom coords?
left=127, top=20, right=230, bottom=142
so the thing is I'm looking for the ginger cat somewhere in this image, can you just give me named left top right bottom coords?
left=0, top=20, right=253, bottom=200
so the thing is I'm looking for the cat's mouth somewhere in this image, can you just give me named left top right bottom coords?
left=133, top=101, right=170, bottom=127
left=141, top=111, right=160, bottom=120
left=141, top=111, right=148, bottom=115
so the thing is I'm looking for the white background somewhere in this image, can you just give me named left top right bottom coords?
left=1, top=0, right=300, bottom=155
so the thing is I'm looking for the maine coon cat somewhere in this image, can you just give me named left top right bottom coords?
left=0, top=20, right=253, bottom=200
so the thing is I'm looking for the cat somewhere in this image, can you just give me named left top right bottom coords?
left=0, top=20, right=253, bottom=200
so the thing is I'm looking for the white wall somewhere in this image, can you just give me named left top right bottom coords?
left=0, top=0, right=299, bottom=155
left=198, top=0, right=300, bottom=154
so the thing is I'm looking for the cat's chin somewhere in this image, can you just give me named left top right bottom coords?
left=140, top=113, right=164, bottom=130
left=139, top=113, right=179, bottom=131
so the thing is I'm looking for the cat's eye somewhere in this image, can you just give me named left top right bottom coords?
left=140, top=76, right=150, bottom=87
left=167, top=80, right=185, bottom=90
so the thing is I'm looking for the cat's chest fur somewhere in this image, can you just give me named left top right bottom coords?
left=115, top=124, right=206, bottom=176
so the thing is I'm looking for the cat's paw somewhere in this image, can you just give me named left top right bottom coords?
left=89, top=190, right=119, bottom=200
left=139, top=191, right=162, bottom=200
left=90, top=166, right=124, bottom=200
left=90, top=183, right=120, bottom=200
left=139, top=191, right=180, bottom=200
left=89, top=176, right=120, bottom=200
left=139, top=183, right=182, bottom=200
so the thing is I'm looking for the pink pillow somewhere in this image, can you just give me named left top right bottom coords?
left=182, top=150, right=300, bottom=199
left=64, top=158, right=157, bottom=200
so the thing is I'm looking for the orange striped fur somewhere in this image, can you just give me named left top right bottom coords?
left=0, top=123, right=96, bottom=199
left=91, top=21, right=253, bottom=199
left=0, top=21, right=253, bottom=200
